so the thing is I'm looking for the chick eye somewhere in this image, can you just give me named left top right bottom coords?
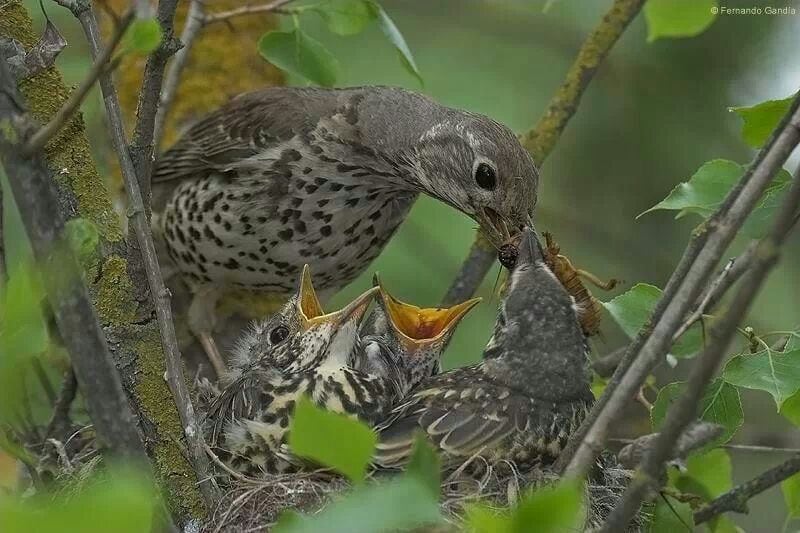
left=269, top=325, right=290, bottom=344
left=474, top=162, right=497, bottom=190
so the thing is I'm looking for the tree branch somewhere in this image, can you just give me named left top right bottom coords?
left=592, top=242, right=757, bottom=378
left=22, top=9, right=133, bottom=156
left=560, top=94, right=800, bottom=479
left=443, top=0, right=646, bottom=305
left=0, top=55, right=147, bottom=462
left=202, top=0, right=297, bottom=25
left=694, top=453, right=800, bottom=524
left=520, top=0, right=646, bottom=162
left=152, top=0, right=203, bottom=151
left=129, top=0, right=179, bottom=209
left=602, top=154, right=800, bottom=531
left=442, top=232, right=495, bottom=306
left=69, top=2, right=217, bottom=509
left=609, top=438, right=800, bottom=456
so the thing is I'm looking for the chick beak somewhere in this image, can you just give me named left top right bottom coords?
left=298, top=264, right=325, bottom=321
left=298, top=265, right=378, bottom=330
left=377, top=281, right=481, bottom=352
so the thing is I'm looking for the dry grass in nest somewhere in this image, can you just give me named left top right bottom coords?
left=15, top=424, right=644, bottom=531
left=201, top=453, right=645, bottom=532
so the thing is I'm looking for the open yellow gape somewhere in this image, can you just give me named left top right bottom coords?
left=376, top=277, right=480, bottom=343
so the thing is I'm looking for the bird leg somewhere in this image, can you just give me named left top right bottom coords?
left=188, top=287, right=227, bottom=378
left=199, top=334, right=227, bottom=379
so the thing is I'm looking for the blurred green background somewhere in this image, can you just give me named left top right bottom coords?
left=13, top=0, right=800, bottom=530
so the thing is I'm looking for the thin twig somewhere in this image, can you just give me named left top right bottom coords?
left=22, top=9, right=133, bottom=156
left=153, top=0, right=203, bottom=151
left=129, top=0, right=180, bottom=208
left=694, top=453, right=800, bottom=524
left=70, top=2, right=218, bottom=507
left=558, top=237, right=709, bottom=470
left=561, top=95, right=800, bottom=479
left=602, top=158, right=800, bottom=530
left=609, top=438, right=800, bottom=455
left=442, top=233, right=495, bottom=306
left=0, top=55, right=147, bottom=461
left=592, top=346, right=626, bottom=378
left=443, top=0, right=646, bottom=305
left=520, top=0, right=646, bottom=162
left=592, top=242, right=758, bottom=378
left=202, top=0, right=296, bottom=25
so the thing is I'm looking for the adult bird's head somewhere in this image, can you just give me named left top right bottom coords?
left=230, top=265, right=377, bottom=378
left=357, top=274, right=480, bottom=395
left=412, top=112, right=538, bottom=247
left=356, top=87, right=538, bottom=247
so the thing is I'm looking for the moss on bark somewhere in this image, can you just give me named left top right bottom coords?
left=1, top=0, right=204, bottom=522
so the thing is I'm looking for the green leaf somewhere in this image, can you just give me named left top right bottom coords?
left=671, top=449, right=731, bottom=501
left=369, top=2, right=423, bottom=86
left=722, top=349, right=800, bottom=409
left=591, top=373, right=608, bottom=400
left=258, top=29, right=339, bottom=87
left=730, top=95, right=794, bottom=148
left=510, top=480, right=583, bottom=533
left=649, top=494, right=694, bottom=533
left=602, top=283, right=702, bottom=358
left=0, top=431, right=35, bottom=465
left=651, top=379, right=742, bottom=446
left=0, top=468, right=154, bottom=533
left=1, top=167, right=33, bottom=272
left=780, top=389, right=800, bottom=426
left=783, top=472, right=800, bottom=518
left=0, top=264, right=48, bottom=425
left=274, top=475, right=441, bottom=533
left=0, top=266, right=47, bottom=358
left=125, top=18, right=162, bottom=55
left=641, top=159, right=792, bottom=237
left=315, top=0, right=376, bottom=35
left=406, top=434, right=440, bottom=498
left=741, top=182, right=790, bottom=237
left=288, top=396, right=376, bottom=482
left=780, top=332, right=800, bottom=353
left=465, top=504, right=511, bottom=533
left=644, top=0, right=717, bottom=42
left=641, top=159, right=741, bottom=219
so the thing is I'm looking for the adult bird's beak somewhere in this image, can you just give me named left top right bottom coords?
left=474, top=206, right=513, bottom=248
left=373, top=275, right=481, bottom=352
left=298, top=265, right=377, bottom=330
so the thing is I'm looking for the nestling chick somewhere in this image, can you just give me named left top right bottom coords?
left=355, top=274, right=480, bottom=397
left=375, top=228, right=593, bottom=470
left=206, top=266, right=392, bottom=475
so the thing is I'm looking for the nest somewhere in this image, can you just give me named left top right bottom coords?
left=12, top=419, right=646, bottom=531
left=201, top=453, right=646, bottom=532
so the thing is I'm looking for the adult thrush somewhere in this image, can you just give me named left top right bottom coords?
left=356, top=275, right=480, bottom=397
left=374, top=228, right=593, bottom=470
left=207, top=266, right=394, bottom=475
left=153, top=86, right=539, bottom=375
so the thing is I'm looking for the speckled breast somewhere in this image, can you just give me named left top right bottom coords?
left=220, top=368, right=394, bottom=475
left=160, top=162, right=417, bottom=295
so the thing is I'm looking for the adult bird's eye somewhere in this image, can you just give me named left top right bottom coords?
left=269, top=325, right=289, bottom=344
left=474, top=162, right=497, bottom=190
